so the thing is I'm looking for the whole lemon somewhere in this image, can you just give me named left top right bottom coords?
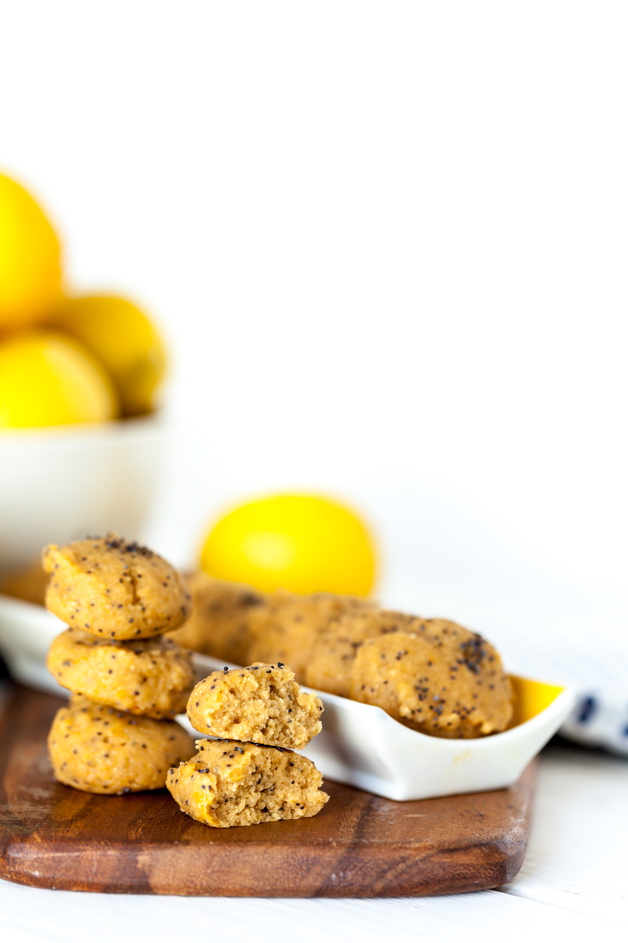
left=200, top=493, right=378, bottom=596
left=49, top=294, right=167, bottom=416
left=0, top=173, right=63, bottom=331
left=0, top=331, right=119, bottom=427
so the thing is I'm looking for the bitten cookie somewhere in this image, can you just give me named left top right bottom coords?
left=304, top=608, right=427, bottom=697
left=348, top=624, right=514, bottom=738
left=168, top=572, right=266, bottom=666
left=48, top=695, right=195, bottom=794
left=166, top=738, right=329, bottom=827
left=187, top=662, right=324, bottom=750
left=247, top=589, right=375, bottom=682
left=47, top=628, right=195, bottom=719
left=42, top=534, right=191, bottom=640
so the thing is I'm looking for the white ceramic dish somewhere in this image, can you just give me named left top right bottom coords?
left=0, top=413, right=165, bottom=575
left=0, top=593, right=576, bottom=801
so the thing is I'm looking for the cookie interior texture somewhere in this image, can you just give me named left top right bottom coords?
left=167, top=738, right=329, bottom=827
left=42, top=534, right=191, bottom=640
left=186, top=662, right=324, bottom=750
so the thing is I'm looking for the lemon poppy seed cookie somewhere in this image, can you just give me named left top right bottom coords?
left=247, top=589, right=376, bottom=682
left=304, top=608, right=427, bottom=697
left=349, top=625, right=513, bottom=738
left=166, top=738, right=329, bottom=828
left=187, top=662, right=324, bottom=750
left=168, top=572, right=266, bottom=665
left=48, top=695, right=195, bottom=794
left=0, top=557, right=49, bottom=606
left=47, top=628, right=195, bottom=718
left=42, top=534, right=191, bottom=639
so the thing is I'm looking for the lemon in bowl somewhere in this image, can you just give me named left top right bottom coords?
left=0, top=173, right=167, bottom=577
left=0, top=330, right=119, bottom=427
left=0, top=173, right=63, bottom=331
left=200, top=493, right=378, bottom=596
left=48, top=294, right=167, bottom=417
left=0, top=324, right=164, bottom=576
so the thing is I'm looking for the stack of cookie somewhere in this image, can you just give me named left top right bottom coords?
left=167, top=662, right=329, bottom=827
left=44, top=535, right=196, bottom=795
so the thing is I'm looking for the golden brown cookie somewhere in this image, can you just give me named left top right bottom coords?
left=166, top=738, right=329, bottom=827
left=247, top=589, right=375, bottom=682
left=304, top=608, right=426, bottom=696
left=42, top=534, right=191, bottom=640
left=0, top=558, right=49, bottom=606
left=168, top=572, right=266, bottom=665
left=46, top=628, right=195, bottom=719
left=348, top=624, right=513, bottom=738
left=187, top=662, right=323, bottom=749
left=48, top=694, right=195, bottom=794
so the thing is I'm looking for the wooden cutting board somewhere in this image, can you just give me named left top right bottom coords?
left=0, top=683, right=535, bottom=897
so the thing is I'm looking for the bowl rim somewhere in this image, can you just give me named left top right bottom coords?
left=0, top=409, right=164, bottom=444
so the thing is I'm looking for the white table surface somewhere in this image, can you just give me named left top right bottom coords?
left=1, top=682, right=626, bottom=943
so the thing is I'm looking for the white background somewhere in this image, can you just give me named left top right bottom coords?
left=1, top=1, right=626, bottom=651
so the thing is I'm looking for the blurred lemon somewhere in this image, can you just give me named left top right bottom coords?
left=0, top=331, right=119, bottom=427
left=0, top=173, right=63, bottom=331
left=200, top=493, right=378, bottom=595
left=49, top=294, right=167, bottom=416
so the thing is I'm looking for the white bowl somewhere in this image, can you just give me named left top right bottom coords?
left=0, top=593, right=576, bottom=801
left=0, top=413, right=165, bottom=575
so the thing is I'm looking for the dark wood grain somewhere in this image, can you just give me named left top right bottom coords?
left=0, top=684, right=535, bottom=897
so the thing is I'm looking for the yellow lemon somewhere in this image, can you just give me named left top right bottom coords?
left=0, top=331, right=119, bottom=428
left=49, top=294, right=167, bottom=417
left=0, top=173, right=63, bottom=331
left=200, top=493, right=378, bottom=596
left=509, top=676, right=566, bottom=726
